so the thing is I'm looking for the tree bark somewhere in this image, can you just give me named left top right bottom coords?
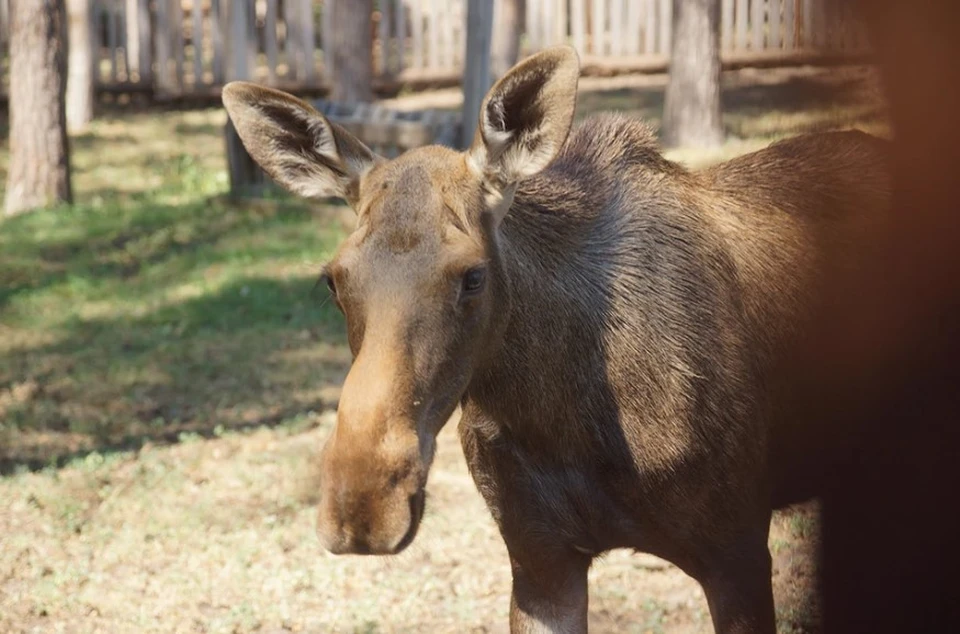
left=491, top=0, right=525, bottom=79
left=329, top=0, right=373, bottom=103
left=66, top=0, right=95, bottom=131
left=4, top=0, right=73, bottom=216
left=662, top=0, right=723, bottom=148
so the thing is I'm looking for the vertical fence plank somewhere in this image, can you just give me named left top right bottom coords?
left=442, top=0, right=454, bottom=68
left=320, top=0, right=332, bottom=77
left=379, top=0, right=391, bottom=75
left=721, top=0, right=733, bottom=51
left=107, top=0, right=118, bottom=83
left=803, top=0, right=815, bottom=48
left=210, top=0, right=224, bottom=83
left=610, top=0, right=623, bottom=55
left=770, top=0, right=781, bottom=48
left=658, top=0, right=670, bottom=55
left=643, top=0, right=655, bottom=54
left=192, top=0, right=204, bottom=85
left=722, top=0, right=732, bottom=52
left=118, top=0, right=129, bottom=80
left=247, top=0, right=257, bottom=82
left=411, top=0, right=423, bottom=69
left=751, top=0, right=764, bottom=50
left=527, top=0, right=540, bottom=51
left=137, top=0, right=151, bottom=83
left=428, top=0, right=439, bottom=68
left=172, top=0, right=185, bottom=90
left=784, top=0, right=795, bottom=50
left=155, top=0, right=170, bottom=92
left=284, top=0, right=300, bottom=79
left=0, top=0, right=7, bottom=49
left=300, top=0, right=314, bottom=81
left=736, top=0, right=748, bottom=51
left=264, top=0, right=277, bottom=83
left=91, top=1, right=101, bottom=86
left=544, top=0, right=557, bottom=47
left=394, top=0, right=406, bottom=75
left=626, top=0, right=641, bottom=55
left=554, top=0, right=565, bottom=47
left=229, top=0, right=248, bottom=80
left=125, top=0, right=138, bottom=78
left=590, top=0, right=603, bottom=55
left=571, top=0, right=585, bottom=54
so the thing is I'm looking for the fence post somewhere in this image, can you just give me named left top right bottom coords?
left=461, top=0, right=493, bottom=148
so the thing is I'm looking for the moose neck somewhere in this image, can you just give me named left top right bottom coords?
left=464, top=183, right=619, bottom=446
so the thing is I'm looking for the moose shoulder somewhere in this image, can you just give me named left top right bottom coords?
left=222, top=46, right=891, bottom=634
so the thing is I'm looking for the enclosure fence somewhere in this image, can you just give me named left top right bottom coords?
left=0, top=0, right=869, bottom=99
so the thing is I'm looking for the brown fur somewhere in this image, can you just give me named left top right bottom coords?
left=222, top=46, right=891, bottom=634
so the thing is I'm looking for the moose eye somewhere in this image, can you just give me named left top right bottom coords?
left=462, top=267, right=487, bottom=295
left=319, top=272, right=337, bottom=298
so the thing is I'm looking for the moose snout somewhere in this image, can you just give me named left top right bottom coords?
left=315, top=426, right=427, bottom=556
left=316, top=486, right=425, bottom=555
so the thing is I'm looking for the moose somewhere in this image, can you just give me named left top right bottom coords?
left=222, top=46, right=890, bottom=633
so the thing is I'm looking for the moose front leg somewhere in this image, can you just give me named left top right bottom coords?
left=508, top=550, right=591, bottom=634
left=696, top=529, right=777, bottom=634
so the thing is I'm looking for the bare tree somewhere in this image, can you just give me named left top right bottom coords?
left=329, top=0, right=373, bottom=102
left=491, top=0, right=525, bottom=79
left=662, top=0, right=723, bottom=148
left=66, top=0, right=95, bottom=131
left=4, top=0, right=73, bottom=216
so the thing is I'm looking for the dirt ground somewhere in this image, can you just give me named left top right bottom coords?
left=0, top=408, right=821, bottom=634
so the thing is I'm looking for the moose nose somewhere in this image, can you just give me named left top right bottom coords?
left=317, top=529, right=372, bottom=555
left=316, top=488, right=426, bottom=556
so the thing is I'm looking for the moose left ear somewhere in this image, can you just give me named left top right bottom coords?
left=222, top=81, right=381, bottom=204
left=468, top=45, right=580, bottom=189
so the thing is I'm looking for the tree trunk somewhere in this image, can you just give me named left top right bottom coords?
left=662, top=0, right=723, bottom=148
left=4, top=0, right=73, bottom=216
left=491, top=0, right=525, bottom=79
left=329, top=0, right=373, bottom=102
left=66, top=0, right=95, bottom=131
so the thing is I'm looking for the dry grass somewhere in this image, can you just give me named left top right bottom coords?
left=0, top=412, right=820, bottom=634
left=0, top=67, right=882, bottom=633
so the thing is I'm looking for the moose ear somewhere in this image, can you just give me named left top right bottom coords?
left=468, top=45, right=580, bottom=187
left=222, top=82, right=380, bottom=203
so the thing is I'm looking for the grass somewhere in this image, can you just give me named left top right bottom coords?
left=0, top=67, right=885, bottom=632
left=0, top=108, right=352, bottom=469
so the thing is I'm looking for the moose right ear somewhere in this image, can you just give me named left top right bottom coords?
left=222, top=82, right=381, bottom=203
left=468, top=45, right=580, bottom=189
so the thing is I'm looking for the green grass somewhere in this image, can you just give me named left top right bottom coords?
left=0, top=108, right=351, bottom=470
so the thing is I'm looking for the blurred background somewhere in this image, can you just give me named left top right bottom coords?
left=0, top=1, right=903, bottom=632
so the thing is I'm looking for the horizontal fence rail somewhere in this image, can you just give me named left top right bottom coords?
left=0, top=0, right=871, bottom=99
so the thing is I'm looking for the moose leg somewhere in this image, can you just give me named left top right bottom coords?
left=508, top=551, right=590, bottom=634
left=697, top=532, right=776, bottom=634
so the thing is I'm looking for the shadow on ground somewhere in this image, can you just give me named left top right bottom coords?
left=0, top=193, right=352, bottom=473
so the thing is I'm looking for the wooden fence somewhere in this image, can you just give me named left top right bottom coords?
left=0, top=0, right=870, bottom=99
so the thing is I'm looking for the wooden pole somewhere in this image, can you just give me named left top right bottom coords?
left=460, top=0, right=493, bottom=149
